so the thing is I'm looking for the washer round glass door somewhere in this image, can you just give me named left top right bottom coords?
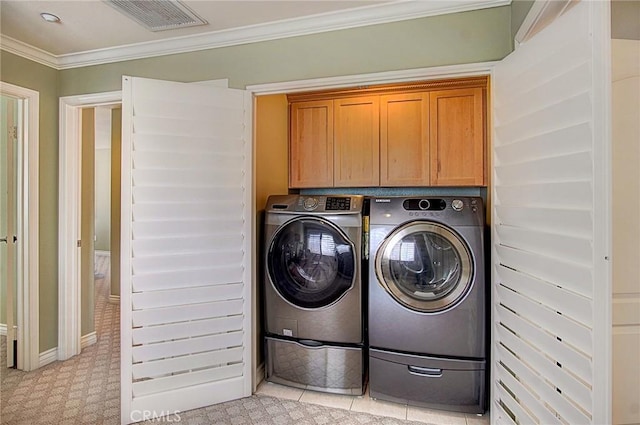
left=267, top=217, right=356, bottom=309
left=375, top=221, right=473, bottom=313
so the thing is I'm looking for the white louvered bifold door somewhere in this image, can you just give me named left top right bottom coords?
left=120, top=76, right=252, bottom=425
left=492, top=1, right=611, bottom=425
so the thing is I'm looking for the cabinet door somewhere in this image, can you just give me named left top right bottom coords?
left=334, top=96, right=379, bottom=187
left=289, top=100, right=333, bottom=188
left=380, top=92, right=430, bottom=186
left=429, top=88, right=485, bottom=186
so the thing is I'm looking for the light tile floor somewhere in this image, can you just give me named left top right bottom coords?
left=256, top=381, right=489, bottom=425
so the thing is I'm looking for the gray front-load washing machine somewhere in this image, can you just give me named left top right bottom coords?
left=368, top=196, right=487, bottom=413
left=264, top=194, right=365, bottom=395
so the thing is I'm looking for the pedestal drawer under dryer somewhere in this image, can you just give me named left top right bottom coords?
left=369, top=348, right=486, bottom=414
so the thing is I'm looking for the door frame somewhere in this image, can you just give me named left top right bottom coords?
left=58, top=90, right=121, bottom=360
left=0, top=81, right=39, bottom=371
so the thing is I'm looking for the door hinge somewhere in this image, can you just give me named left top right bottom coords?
left=77, top=240, right=82, bottom=247
left=10, top=125, right=17, bottom=140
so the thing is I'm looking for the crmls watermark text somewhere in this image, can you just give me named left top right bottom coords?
left=130, top=410, right=181, bottom=422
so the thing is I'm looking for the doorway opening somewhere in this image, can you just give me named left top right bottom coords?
left=58, top=91, right=121, bottom=360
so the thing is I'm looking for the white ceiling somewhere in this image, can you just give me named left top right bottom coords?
left=0, top=0, right=509, bottom=70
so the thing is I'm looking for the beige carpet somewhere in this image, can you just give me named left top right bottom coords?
left=1, top=254, right=120, bottom=424
left=1, top=255, right=430, bottom=425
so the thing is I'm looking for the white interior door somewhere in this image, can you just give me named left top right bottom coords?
left=120, top=76, right=253, bottom=424
left=492, top=1, right=611, bottom=424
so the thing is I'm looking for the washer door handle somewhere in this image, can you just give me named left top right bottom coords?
left=408, top=365, right=443, bottom=377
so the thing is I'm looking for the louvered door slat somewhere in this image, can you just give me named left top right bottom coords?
left=495, top=358, right=563, bottom=425
left=497, top=304, right=592, bottom=387
left=493, top=122, right=592, bottom=164
left=496, top=181, right=592, bottom=208
left=132, top=316, right=243, bottom=345
left=498, top=338, right=591, bottom=414
left=132, top=332, right=243, bottom=363
left=132, top=267, right=243, bottom=292
left=496, top=326, right=591, bottom=424
left=132, top=347, right=244, bottom=380
left=131, top=283, right=242, bottom=309
left=132, top=363, right=244, bottom=398
left=494, top=151, right=592, bottom=185
left=495, top=384, right=537, bottom=425
left=498, top=225, right=592, bottom=265
left=133, top=169, right=244, bottom=187
left=496, top=265, right=592, bottom=325
left=131, top=299, right=243, bottom=327
left=496, top=245, right=593, bottom=297
left=133, top=133, right=242, bottom=153
left=495, top=205, right=592, bottom=237
left=132, top=234, right=242, bottom=254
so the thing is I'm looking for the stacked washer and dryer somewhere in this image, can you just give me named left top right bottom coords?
left=263, top=194, right=366, bottom=395
left=263, top=194, right=487, bottom=411
left=368, top=196, right=487, bottom=413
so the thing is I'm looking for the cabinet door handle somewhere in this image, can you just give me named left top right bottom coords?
left=408, top=365, right=443, bottom=378
left=0, top=237, right=7, bottom=243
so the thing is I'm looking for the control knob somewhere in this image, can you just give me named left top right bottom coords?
left=451, top=199, right=464, bottom=211
left=303, top=197, right=319, bottom=211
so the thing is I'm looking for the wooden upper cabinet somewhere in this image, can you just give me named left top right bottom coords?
left=288, top=77, right=488, bottom=189
left=380, top=92, right=430, bottom=186
left=289, top=100, right=334, bottom=188
left=429, top=88, right=485, bottom=186
left=334, top=96, right=380, bottom=187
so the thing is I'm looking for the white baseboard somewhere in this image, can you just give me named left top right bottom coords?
left=108, top=294, right=120, bottom=304
left=81, top=331, right=97, bottom=349
left=40, top=347, right=58, bottom=367
left=0, top=324, right=6, bottom=336
left=95, top=250, right=111, bottom=257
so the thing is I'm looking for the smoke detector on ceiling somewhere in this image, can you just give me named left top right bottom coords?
left=105, top=0, right=208, bottom=32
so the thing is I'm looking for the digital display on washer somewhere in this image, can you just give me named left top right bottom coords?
left=402, top=198, right=447, bottom=211
left=325, top=197, right=351, bottom=211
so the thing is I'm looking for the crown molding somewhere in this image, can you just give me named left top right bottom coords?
left=0, top=35, right=59, bottom=69
left=1, top=0, right=509, bottom=70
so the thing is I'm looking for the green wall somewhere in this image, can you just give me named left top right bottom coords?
left=1, top=4, right=516, bottom=355
left=0, top=52, right=59, bottom=352
left=59, top=7, right=512, bottom=95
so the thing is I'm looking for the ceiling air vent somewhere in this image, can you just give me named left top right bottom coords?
left=105, top=0, right=208, bottom=32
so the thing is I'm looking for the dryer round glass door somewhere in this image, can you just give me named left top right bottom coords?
left=375, top=221, right=473, bottom=313
left=267, top=217, right=356, bottom=309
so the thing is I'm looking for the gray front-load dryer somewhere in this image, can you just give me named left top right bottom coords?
left=264, top=194, right=364, bottom=395
left=368, top=196, right=487, bottom=413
